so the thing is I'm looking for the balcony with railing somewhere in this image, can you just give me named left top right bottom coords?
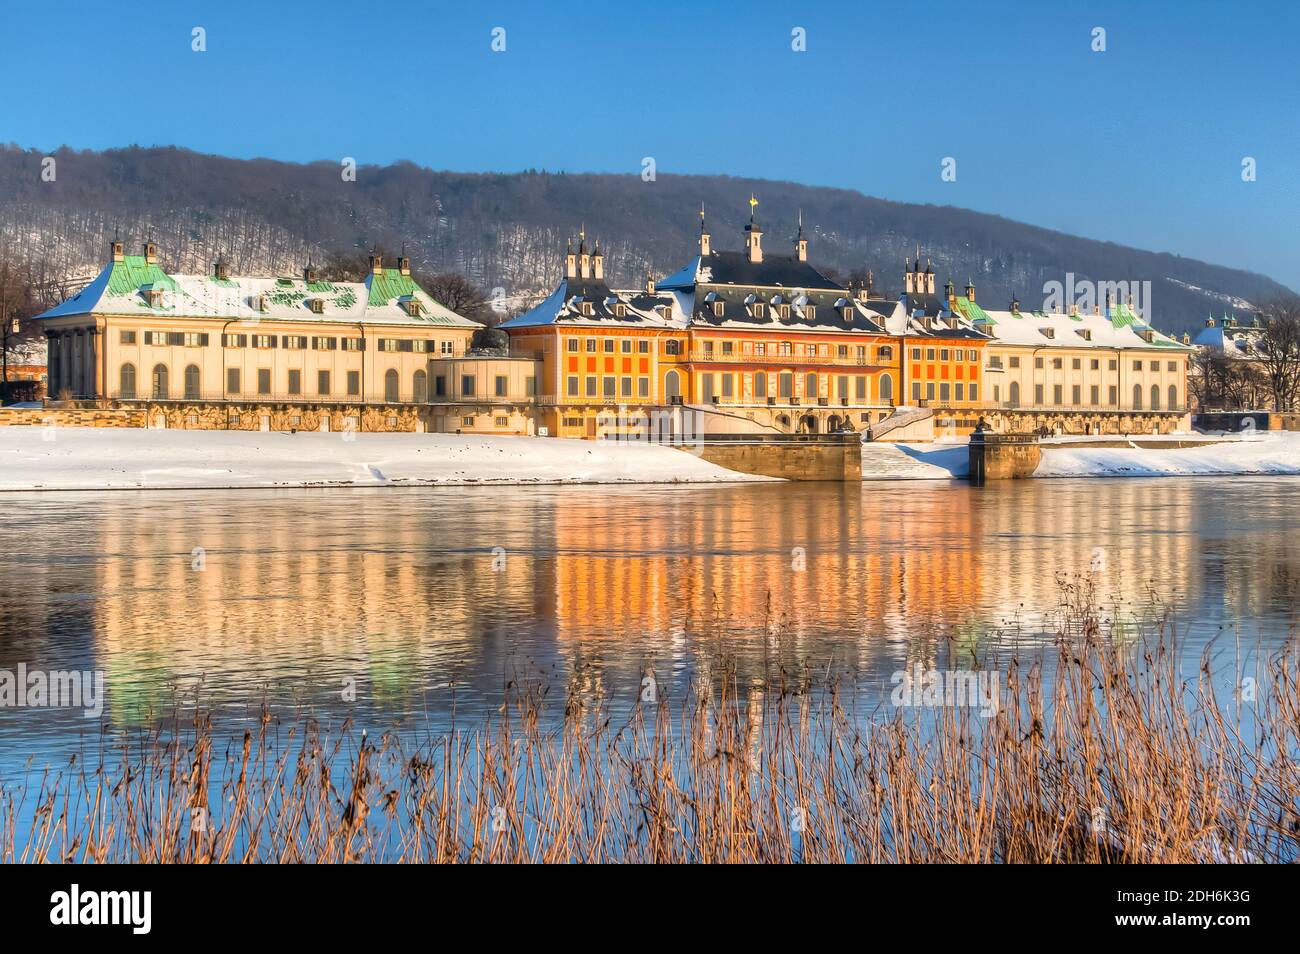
left=688, top=348, right=889, bottom=368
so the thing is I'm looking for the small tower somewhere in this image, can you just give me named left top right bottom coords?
left=110, top=237, right=125, bottom=263
left=866, top=269, right=874, bottom=297
left=565, top=237, right=577, bottom=279
left=794, top=210, right=808, bottom=262
left=397, top=245, right=411, bottom=276
left=925, top=258, right=935, bottom=294
left=744, top=194, right=763, bottom=264
left=1010, top=294, right=1020, bottom=315
left=144, top=239, right=158, bottom=265
left=304, top=259, right=318, bottom=283
left=699, top=203, right=711, bottom=256
left=369, top=248, right=383, bottom=275
left=944, top=279, right=955, bottom=309
left=578, top=227, right=590, bottom=280
left=904, top=258, right=915, bottom=295
left=965, top=278, right=976, bottom=302
left=592, top=239, right=604, bottom=280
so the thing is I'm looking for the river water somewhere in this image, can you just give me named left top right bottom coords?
left=1, top=478, right=1297, bottom=778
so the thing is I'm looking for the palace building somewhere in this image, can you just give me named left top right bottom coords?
left=502, top=204, right=908, bottom=438
left=31, top=206, right=1193, bottom=440
left=948, top=291, right=1192, bottom=433
left=35, top=240, right=503, bottom=432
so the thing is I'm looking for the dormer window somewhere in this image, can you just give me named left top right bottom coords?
left=1040, top=327, right=1055, bottom=339
left=1077, top=328, right=1092, bottom=341
left=841, top=306, right=853, bottom=321
left=778, top=304, right=791, bottom=319
left=403, top=299, right=422, bottom=317
left=1139, top=329, right=1155, bottom=343
left=750, top=303, right=765, bottom=319
left=309, top=298, right=325, bottom=314
left=712, top=301, right=724, bottom=317
left=580, top=302, right=594, bottom=317
left=147, top=289, right=164, bottom=308
left=612, top=303, right=627, bottom=318
left=256, top=294, right=269, bottom=313
left=803, top=304, right=815, bottom=320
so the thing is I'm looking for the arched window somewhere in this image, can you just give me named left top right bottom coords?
left=753, top=371, right=767, bottom=398
left=1009, top=381, right=1020, bottom=408
left=184, top=364, right=201, bottom=400
left=384, top=368, right=400, bottom=403
left=878, top=373, right=893, bottom=402
left=878, top=346, right=893, bottom=361
left=413, top=369, right=427, bottom=404
left=665, top=340, right=681, bottom=356
left=1132, top=384, right=1143, bottom=410
left=119, top=363, right=137, bottom=399
left=151, top=364, right=169, bottom=399
left=1168, top=384, right=1178, bottom=411
left=1150, top=384, right=1160, bottom=410
left=664, top=369, right=681, bottom=398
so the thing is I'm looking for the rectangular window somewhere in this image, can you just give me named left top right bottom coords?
left=254, top=335, right=276, bottom=349
left=912, top=381, right=922, bottom=401
left=1167, top=361, right=1177, bottom=372
left=603, top=339, right=615, bottom=353
left=586, top=339, right=597, bottom=353
left=1072, top=385, right=1081, bottom=405
left=434, top=375, right=446, bottom=397
left=526, top=377, right=536, bottom=396
left=1035, top=384, right=1045, bottom=404
left=911, top=347, right=921, bottom=360
left=779, top=373, right=793, bottom=398
left=1052, top=358, right=1063, bottom=370
left=1134, top=360, right=1143, bottom=371
left=567, top=375, right=579, bottom=397
left=258, top=369, right=271, bottom=395
left=637, top=377, right=649, bottom=398
left=1072, top=358, right=1081, bottom=370
left=462, top=416, right=474, bottom=426
left=312, top=336, right=337, bottom=350
left=721, top=341, right=734, bottom=355
left=342, top=337, right=364, bottom=352
left=700, top=374, right=714, bottom=401
left=226, top=368, right=240, bottom=393
left=855, top=377, right=866, bottom=401
left=638, top=340, right=649, bottom=354
left=494, top=416, right=508, bottom=427
left=621, top=339, right=632, bottom=354
left=1009, top=356, right=1020, bottom=368
left=721, top=375, right=733, bottom=398
left=318, top=370, right=330, bottom=395
left=955, top=383, right=964, bottom=401
left=1108, top=385, right=1118, bottom=405
left=926, top=348, right=936, bottom=361
left=222, top=333, right=247, bottom=348
left=283, top=336, right=306, bottom=350
left=940, top=348, right=950, bottom=361
left=1090, top=385, right=1099, bottom=405
left=348, top=371, right=360, bottom=396
left=120, top=330, right=137, bottom=344
left=494, top=375, right=508, bottom=397
left=969, top=384, right=978, bottom=401
left=939, top=383, right=951, bottom=401
left=287, top=370, right=302, bottom=395
left=1034, top=357, right=1043, bottom=369
left=603, top=377, right=616, bottom=397
left=1091, top=358, right=1100, bottom=370
left=567, top=338, right=579, bottom=352
left=585, top=376, right=597, bottom=397
left=926, top=383, right=936, bottom=400
left=461, top=375, right=476, bottom=397
left=621, top=376, right=633, bottom=397
left=412, top=340, right=428, bottom=353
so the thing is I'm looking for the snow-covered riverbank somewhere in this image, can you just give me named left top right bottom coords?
left=0, top=428, right=771, bottom=490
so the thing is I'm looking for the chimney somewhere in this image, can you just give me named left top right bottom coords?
left=592, top=240, right=604, bottom=280
left=144, top=240, right=158, bottom=264
left=398, top=254, right=411, bottom=276
left=110, top=239, right=125, bottom=263
left=369, top=251, right=383, bottom=275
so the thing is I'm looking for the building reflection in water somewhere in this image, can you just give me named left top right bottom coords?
left=2, top=477, right=1295, bottom=736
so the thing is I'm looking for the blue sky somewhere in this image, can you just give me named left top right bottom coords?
left=4, top=0, right=1298, bottom=287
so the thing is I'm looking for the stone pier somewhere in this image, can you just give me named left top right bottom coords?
left=676, top=433, right=862, bottom=481
left=968, top=431, right=1041, bottom=483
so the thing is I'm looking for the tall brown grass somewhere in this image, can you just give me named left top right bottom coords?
left=3, top=592, right=1296, bottom=863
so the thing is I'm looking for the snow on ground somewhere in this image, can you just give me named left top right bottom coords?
left=861, top=442, right=969, bottom=480
left=0, top=428, right=771, bottom=491
left=1034, top=431, right=1300, bottom=478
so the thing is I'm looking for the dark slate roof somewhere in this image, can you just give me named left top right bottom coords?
left=500, top=278, right=674, bottom=329
left=684, top=287, right=888, bottom=334
left=658, top=250, right=843, bottom=291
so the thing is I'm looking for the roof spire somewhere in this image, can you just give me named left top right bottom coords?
left=699, top=202, right=706, bottom=233
left=748, top=193, right=758, bottom=223
left=797, top=208, right=804, bottom=239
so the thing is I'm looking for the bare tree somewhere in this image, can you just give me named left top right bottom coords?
left=423, top=272, right=489, bottom=322
left=1256, top=297, right=1300, bottom=411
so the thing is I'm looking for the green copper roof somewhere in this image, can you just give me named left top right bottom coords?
left=106, top=256, right=179, bottom=297
left=951, top=297, right=995, bottom=325
left=1111, top=302, right=1141, bottom=328
left=367, top=268, right=420, bottom=306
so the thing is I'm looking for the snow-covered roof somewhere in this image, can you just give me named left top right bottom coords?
left=36, top=256, right=481, bottom=329
left=950, top=298, right=1189, bottom=351
left=1192, top=316, right=1264, bottom=356
left=499, top=278, right=679, bottom=330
